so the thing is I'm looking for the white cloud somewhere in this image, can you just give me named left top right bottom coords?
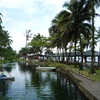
left=10, top=30, right=25, bottom=52
left=38, top=0, right=67, bottom=5
left=0, top=0, right=36, bottom=15
left=0, top=0, right=68, bottom=52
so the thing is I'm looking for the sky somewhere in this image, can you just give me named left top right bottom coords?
left=0, top=0, right=100, bottom=53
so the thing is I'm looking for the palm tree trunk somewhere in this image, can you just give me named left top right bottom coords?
left=80, top=36, right=83, bottom=70
left=74, top=24, right=78, bottom=67
left=74, top=38, right=77, bottom=67
left=91, top=1, right=95, bottom=73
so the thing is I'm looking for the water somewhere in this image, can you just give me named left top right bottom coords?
left=0, top=62, right=88, bottom=100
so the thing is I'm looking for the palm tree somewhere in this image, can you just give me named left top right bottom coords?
left=19, top=47, right=29, bottom=60
left=3, top=30, right=13, bottom=47
left=24, top=29, right=32, bottom=47
left=96, top=27, right=100, bottom=51
left=28, top=33, right=48, bottom=55
left=55, top=0, right=92, bottom=67
left=86, top=0, right=100, bottom=73
left=49, top=20, right=67, bottom=62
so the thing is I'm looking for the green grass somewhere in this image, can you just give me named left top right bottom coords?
left=64, top=65, right=100, bottom=82
left=88, top=70, right=100, bottom=82
left=65, top=65, right=100, bottom=82
left=0, top=60, right=9, bottom=64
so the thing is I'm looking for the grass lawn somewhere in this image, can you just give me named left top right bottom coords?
left=88, top=70, right=100, bottom=82
left=65, top=65, right=100, bottom=82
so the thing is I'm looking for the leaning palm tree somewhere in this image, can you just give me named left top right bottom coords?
left=49, top=18, right=63, bottom=62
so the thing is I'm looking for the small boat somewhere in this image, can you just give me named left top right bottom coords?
left=0, top=71, right=15, bottom=81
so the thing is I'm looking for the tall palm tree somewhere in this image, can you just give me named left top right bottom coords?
left=86, top=0, right=100, bottom=73
left=56, top=0, right=92, bottom=67
left=3, top=30, right=13, bottom=47
left=96, top=27, right=100, bottom=51
left=24, top=29, right=32, bottom=47
left=49, top=18, right=63, bottom=62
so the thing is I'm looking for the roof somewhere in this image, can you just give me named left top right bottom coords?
left=66, top=50, right=100, bottom=57
left=27, top=50, right=100, bottom=57
left=83, top=50, right=100, bottom=56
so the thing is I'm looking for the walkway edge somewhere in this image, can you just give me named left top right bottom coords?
left=56, top=66, right=100, bottom=100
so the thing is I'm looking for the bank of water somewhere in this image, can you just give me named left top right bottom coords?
left=0, top=62, right=88, bottom=100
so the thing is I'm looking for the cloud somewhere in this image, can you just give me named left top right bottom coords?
left=10, top=30, right=25, bottom=52
left=0, top=0, right=70, bottom=52
left=0, top=0, right=36, bottom=15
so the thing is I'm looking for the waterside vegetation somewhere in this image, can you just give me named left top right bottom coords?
left=1, top=0, right=100, bottom=81
left=17, top=0, right=100, bottom=75
left=26, top=60, right=100, bottom=82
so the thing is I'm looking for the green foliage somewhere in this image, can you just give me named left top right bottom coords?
left=0, top=46, right=16, bottom=60
left=28, top=33, right=52, bottom=54
left=46, top=62, right=66, bottom=67
left=18, top=47, right=29, bottom=59
left=0, top=12, right=15, bottom=61
left=88, top=70, right=100, bottom=81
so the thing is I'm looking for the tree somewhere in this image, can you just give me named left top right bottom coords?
left=18, top=47, right=29, bottom=60
left=0, top=13, right=14, bottom=60
left=24, top=29, right=32, bottom=47
left=49, top=0, right=92, bottom=66
left=96, top=27, right=100, bottom=51
left=28, top=33, right=49, bottom=55
left=3, top=47, right=16, bottom=60
left=86, top=0, right=100, bottom=73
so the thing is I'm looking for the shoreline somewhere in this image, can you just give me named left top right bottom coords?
left=56, top=66, right=100, bottom=100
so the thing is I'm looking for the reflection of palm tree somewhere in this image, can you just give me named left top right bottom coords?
left=4, top=66, right=12, bottom=72
left=0, top=81, right=9, bottom=99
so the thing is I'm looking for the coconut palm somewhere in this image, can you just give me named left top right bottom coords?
left=2, top=30, right=13, bottom=47
left=49, top=21, right=68, bottom=62
left=24, top=29, right=32, bottom=47
left=86, top=0, right=100, bottom=73
left=54, top=0, right=92, bottom=67
left=19, top=47, right=29, bottom=60
left=96, top=27, right=100, bottom=51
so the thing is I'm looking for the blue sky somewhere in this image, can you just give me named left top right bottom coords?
left=0, top=0, right=100, bottom=52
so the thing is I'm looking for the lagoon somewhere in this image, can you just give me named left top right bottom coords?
left=0, top=62, right=88, bottom=100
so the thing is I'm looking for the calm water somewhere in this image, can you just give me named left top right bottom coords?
left=0, top=62, right=88, bottom=100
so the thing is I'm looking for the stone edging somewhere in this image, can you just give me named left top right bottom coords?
left=56, top=67, right=98, bottom=100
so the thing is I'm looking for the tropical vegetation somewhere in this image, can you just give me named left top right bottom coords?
left=0, top=13, right=16, bottom=63
left=17, top=0, right=100, bottom=74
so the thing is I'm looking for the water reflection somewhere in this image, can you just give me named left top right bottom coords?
left=0, top=62, right=88, bottom=100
